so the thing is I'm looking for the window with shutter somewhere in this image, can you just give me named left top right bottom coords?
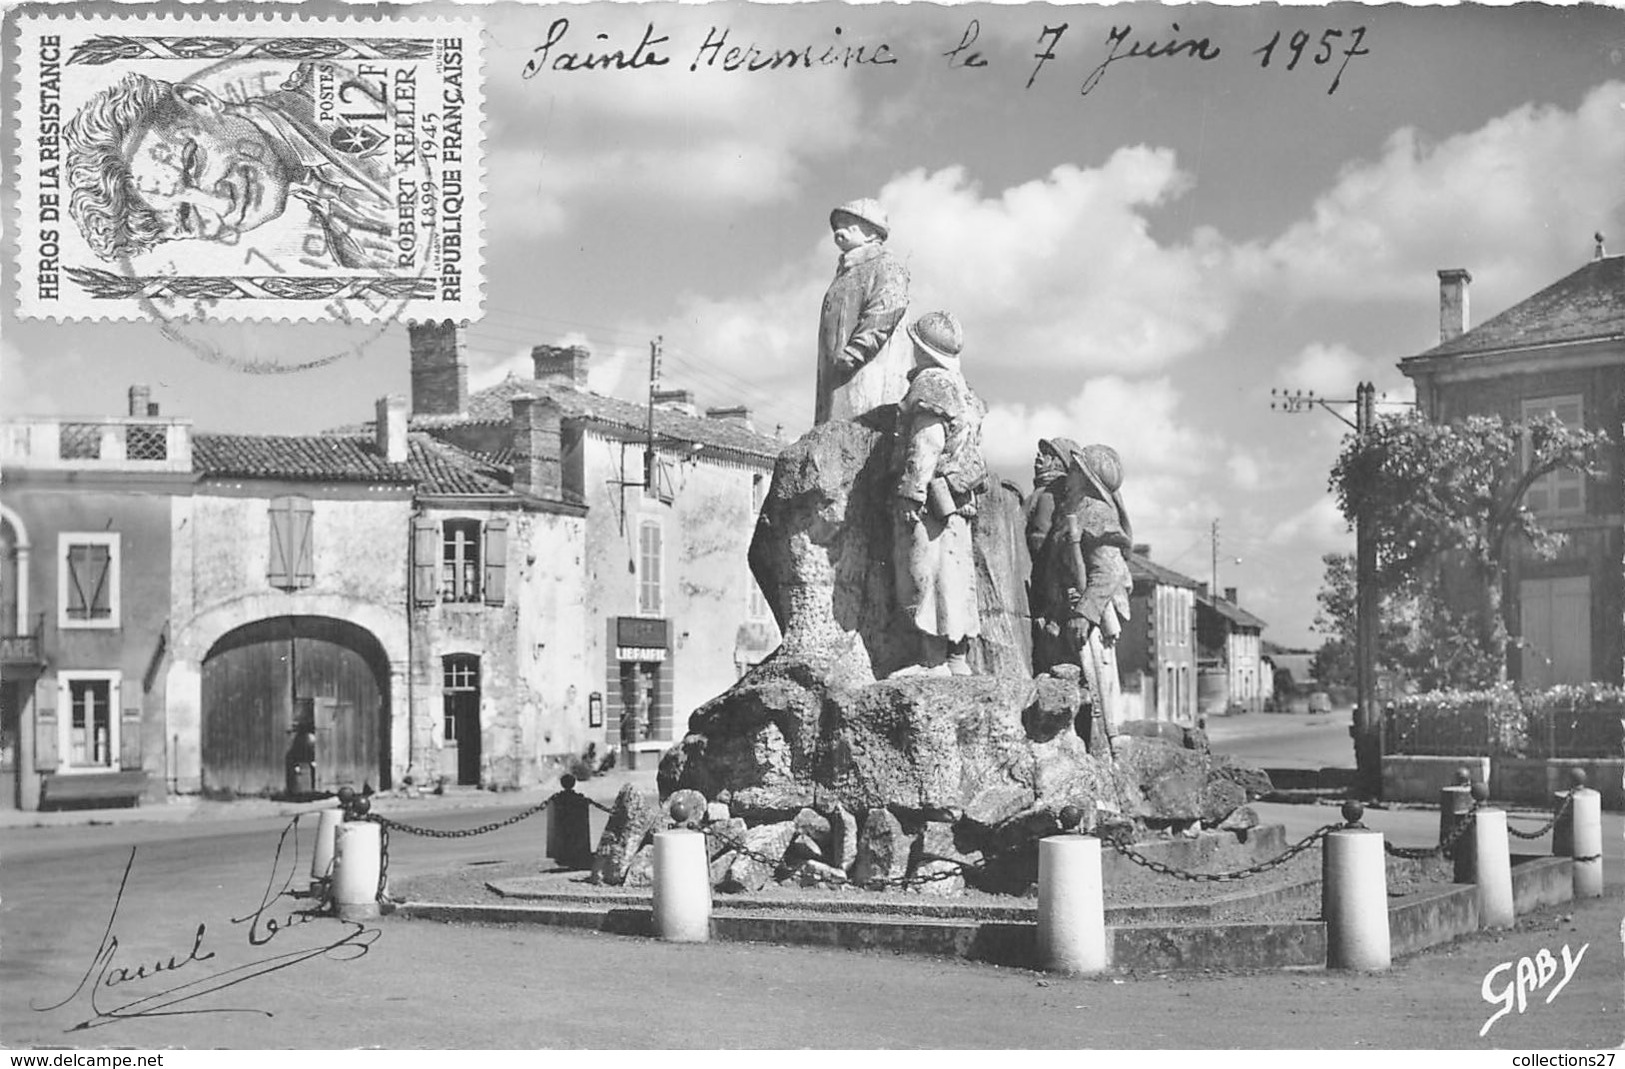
left=268, top=496, right=315, bottom=591
left=638, top=520, right=663, bottom=616
left=483, top=517, right=508, bottom=606
left=59, top=533, right=119, bottom=629
left=1522, top=396, right=1586, bottom=516
left=442, top=519, right=482, bottom=603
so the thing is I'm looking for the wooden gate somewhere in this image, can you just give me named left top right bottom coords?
left=201, top=616, right=388, bottom=796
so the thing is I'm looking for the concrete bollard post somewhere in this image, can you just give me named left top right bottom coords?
left=1473, top=808, right=1515, bottom=929
left=1569, top=787, right=1603, bottom=899
left=309, top=807, right=343, bottom=896
left=332, top=820, right=383, bottom=921
left=652, top=829, right=711, bottom=942
left=1037, top=836, right=1108, bottom=975
left=1323, top=828, right=1391, bottom=971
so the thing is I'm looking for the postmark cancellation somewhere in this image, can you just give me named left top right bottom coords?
left=14, top=12, right=483, bottom=322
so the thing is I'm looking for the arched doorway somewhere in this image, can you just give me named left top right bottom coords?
left=201, top=616, right=390, bottom=796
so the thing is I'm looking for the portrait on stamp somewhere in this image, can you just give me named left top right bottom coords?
left=16, top=16, right=483, bottom=323
left=65, top=65, right=397, bottom=270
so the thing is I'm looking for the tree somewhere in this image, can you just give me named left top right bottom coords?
left=1328, top=410, right=1608, bottom=685
left=1312, top=550, right=1502, bottom=691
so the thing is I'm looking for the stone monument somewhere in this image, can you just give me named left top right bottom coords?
left=600, top=214, right=1267, bottom=894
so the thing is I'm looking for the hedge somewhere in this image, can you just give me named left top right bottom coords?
left=1383, top=683, right=1624, bottom=759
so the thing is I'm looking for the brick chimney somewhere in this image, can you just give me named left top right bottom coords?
left=653, top=389, right=698, bottom=417
left=1197, top=582, right=1209, bottom=598
left=409, top=320, right=467, bottom=416
left=1438, top=268, right=1472, bottom=343
left=511, top=396, right=562, bottom=498
left=706, top=405, right=753, bottom=429
left=532, top=345, right=590, bottom=389
left=1224, top=586, right=1238, bottom=603
left=128, top=385, right=150, bottom=417
left=375, top=395, right=409, bottom=463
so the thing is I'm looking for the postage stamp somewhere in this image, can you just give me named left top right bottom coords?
left=13, top=11, right=483, bottom=322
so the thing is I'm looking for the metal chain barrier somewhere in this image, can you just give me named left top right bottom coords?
left=352, top=791, right=560, bottom=907
left=363, top=791, right=557, bottom=838
left=1383, top=804, right=1477, bottom=860
left=704, top=819, right=1359, bottom=890
left=1103, top=822, right=1348, bottom=883
left=1506, top=790, right=1573, bottom=841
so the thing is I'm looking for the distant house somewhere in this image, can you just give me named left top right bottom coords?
left=1115, top=547, right=1200, bottom=724
left=1266, top=651, right=1318, bottom=711
left=1196, top=585, right=1268, bottom=715
left=1398, top=246, right=1624, bottom=686
left=401, top=324, right=782, bottom=764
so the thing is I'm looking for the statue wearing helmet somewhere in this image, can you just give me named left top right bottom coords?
left=815, top=198, right=913, bottom=424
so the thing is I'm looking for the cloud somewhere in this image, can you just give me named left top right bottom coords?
left=886, top=156, right=1237, bottom=376
left=1246, top=81, right=1625, bottom=309
left=983, top=375, right=1221, bottom=541
left=664, top=150, right=1247, bottom=437
left=1226, top=450, right=1266, bottom=491
left=482, top=7, right=869, bottom=238
left=1266, top=495, right=1351, bottom=551
left=467, top=331, right=638, bottom=398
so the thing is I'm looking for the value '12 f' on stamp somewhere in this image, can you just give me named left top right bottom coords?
left=14, top=13, right=483, bottom=323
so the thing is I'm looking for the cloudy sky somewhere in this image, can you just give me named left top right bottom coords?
left=5, top=1, right=1625, bottom=649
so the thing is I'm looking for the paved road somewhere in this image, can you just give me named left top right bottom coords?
left=4, top=797, right=1621, bottom=1049
left=1205, top=709, right=1357, bottom=770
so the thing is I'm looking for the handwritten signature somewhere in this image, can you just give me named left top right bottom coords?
left=1480, top=942, right=1589, bottom=1037
left=34, top=817, right=380, bottom=1032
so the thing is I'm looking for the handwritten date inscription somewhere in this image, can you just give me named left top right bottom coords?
left=521, top=18, right=1374, bottom=98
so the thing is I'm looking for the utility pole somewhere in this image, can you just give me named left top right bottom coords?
left=644, top=336, right=663, bottom=489
left=1210, top=519, right=1219, bottom=595
left=1271, top=382, right=1383, bottom=794
left=1353, top=380, right=1380, bottom=796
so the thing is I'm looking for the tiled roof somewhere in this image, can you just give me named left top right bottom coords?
left=1199, top=593, right=1267, bottom=631
left=465, top=376, right=783, bottom=462
left=1127, top=552, right=1201, bottom=589
left=194, top=432, right=515, bottom=496
left=1410, top=255, right=1625, bottom=361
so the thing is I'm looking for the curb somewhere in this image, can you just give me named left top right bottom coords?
left=388, top=856, right=1577, bottom=974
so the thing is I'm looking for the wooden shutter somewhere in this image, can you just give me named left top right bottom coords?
left=290, top=498, right=315, bottom=588
left=268, top=499, right=292, bottom=588
left=35, top=706, right=58, bottom=771
left=120, top=707, right=142, bottom=771
left=483, top=517, right=508, bottom=606
left=67, top=544, right=111, bottom=619
left=269, top=497, right=315, bottom=590
left=412, top=515, right=439, bottom=606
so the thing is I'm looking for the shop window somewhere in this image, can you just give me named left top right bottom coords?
left=59, top=671, right=120, bottom=770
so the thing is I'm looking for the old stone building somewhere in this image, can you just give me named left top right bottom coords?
left=1399, top=247, right=1624, bottom=685
left=171, top=399, right=589, bottom=798
left=1, top=391, right=190, bottom=810
left=0, top=385, right=592, bottom=810
left=405, top=323, right=782, bottom=766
